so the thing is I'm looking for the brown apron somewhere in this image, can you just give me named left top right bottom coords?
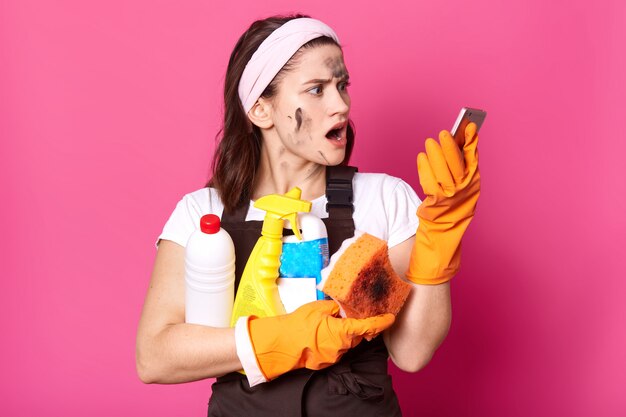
left=208, top=166, right=402, bottom=417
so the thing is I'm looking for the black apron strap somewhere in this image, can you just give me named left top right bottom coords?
left=325, top=165, right=357, bottom=220
left=322, top=165, right=357, bottom=255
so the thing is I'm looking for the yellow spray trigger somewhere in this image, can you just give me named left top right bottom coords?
left=282, top=188, right=304, bottom=240
left=253, top=187, right=312, bottom=240
left=284, top=212, right=302, bottom=240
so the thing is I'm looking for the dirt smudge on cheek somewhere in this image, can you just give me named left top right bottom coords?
left=295, top=108, right=303, bottom=131
left=302, top=114, right=313, bottom=135
left=318, top=151, right=330, bottom=164
left=294, top=107, right=313, bottom=143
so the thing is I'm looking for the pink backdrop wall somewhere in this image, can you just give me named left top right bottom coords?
left=2, top=0, right=625, bottom=415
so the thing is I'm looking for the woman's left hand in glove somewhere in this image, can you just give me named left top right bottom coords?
left=406, top=122, right=481, bottom=284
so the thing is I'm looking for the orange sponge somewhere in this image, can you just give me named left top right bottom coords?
left=321, top=232, right=412, bottom=319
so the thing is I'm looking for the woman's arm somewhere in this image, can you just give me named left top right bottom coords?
left=135, top=240, right=243, bottom=384
left=383, top=236, right=452, bottom=372
left=384, top=124, right=482, bottom=371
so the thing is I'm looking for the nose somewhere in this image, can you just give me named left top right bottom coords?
left=326, top=86, right=350, bottom=116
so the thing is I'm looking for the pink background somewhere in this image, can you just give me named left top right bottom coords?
left=2, top=0, right=625, bottom=415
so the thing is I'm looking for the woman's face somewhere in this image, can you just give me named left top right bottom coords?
left=267, top=43, right=351, bottom=166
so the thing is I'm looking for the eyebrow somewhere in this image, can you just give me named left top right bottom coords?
left=303, top=74, right=350, bottom=85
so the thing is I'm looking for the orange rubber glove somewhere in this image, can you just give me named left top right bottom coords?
left=234, top=300, right=394, bottom=386
left=406, top=122, right=480, bottom=284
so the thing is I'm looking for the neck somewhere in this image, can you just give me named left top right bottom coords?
left=252, top=142, right=326, bottom=202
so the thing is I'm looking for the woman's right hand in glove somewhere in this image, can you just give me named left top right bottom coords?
left=234, top=300, right=395, bottom=387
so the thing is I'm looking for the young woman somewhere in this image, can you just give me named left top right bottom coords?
left=136, top=13, right=480, bottom=416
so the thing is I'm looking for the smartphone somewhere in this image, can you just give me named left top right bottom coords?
left=450, top=107, right=487, bottom=148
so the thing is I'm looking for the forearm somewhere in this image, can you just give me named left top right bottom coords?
left=383, top=281, right=451, bottom=372
left=136, top=240, right=244, bottom=384
left=136, top=322, right=242, bottom=384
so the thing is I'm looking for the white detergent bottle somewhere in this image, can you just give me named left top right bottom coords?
left=185, top=214, right=235, bottom=327
left=278, top=212, right=330, bottom=312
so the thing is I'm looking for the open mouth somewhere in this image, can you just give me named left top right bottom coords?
left=326, top=128, right=342, bottom=140
left=325, top=122, right=347, bottom=141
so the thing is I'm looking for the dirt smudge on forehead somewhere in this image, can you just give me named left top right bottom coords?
left=324, top=56, right=348, bottom=79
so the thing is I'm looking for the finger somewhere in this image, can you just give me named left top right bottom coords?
left=425, top=138, right=455, bottom=196
left=319, top=299, right=341, bottom=316
left=463, top=122, right=479, bottom=172
left=464, top=122, right=478, bottom=147
left=439, top=130, right=465, bottom=183
left=343, top=313, right=396, bottom=337
left=362, top=314, right=396, bottom=341
left=301, top=299, right=340, bottom=317
left=417, top=152, right=440, bottom=196
left=364, top=313, right=396, bottom=335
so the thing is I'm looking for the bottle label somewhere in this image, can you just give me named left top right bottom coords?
left=279, top=237, right=329, bottom=301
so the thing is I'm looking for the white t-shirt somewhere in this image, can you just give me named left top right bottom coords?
left=157, top=172, right=421, bottom=249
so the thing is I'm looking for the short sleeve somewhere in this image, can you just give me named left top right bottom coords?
left=156, top=194, right=203, bottom=248
left=385, top=179, right=421, bottom=248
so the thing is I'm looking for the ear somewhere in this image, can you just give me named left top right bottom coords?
left=247, top=98, right=274, bottom=129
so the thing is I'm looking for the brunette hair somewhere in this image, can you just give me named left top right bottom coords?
left=207, top=14, right=356, bottom=213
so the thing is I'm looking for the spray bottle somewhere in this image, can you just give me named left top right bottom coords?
left=230, top=187, right=312, bottom=326
left=278, top=213, right=329, bottom=312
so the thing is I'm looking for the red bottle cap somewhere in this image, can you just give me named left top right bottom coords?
left=200, top=214, right=221, bottom=234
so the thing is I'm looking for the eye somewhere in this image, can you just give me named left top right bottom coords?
left=339, top=81, right=351, bottom=91
left=308, top=85, right=323, bottom=95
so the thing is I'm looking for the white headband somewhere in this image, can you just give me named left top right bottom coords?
left=238, top=18, right=340, bottom=114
